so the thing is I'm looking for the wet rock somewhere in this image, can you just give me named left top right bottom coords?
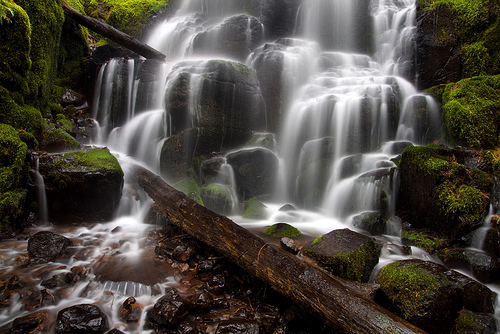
left=55, top=304, right=109, bottom=333
left=177, top=321, right=199, bottom=334
left=438, top=248, right=500, bottom=283
left=376, top=259, right=496, bottom=334
left=73, top=118, right=98, bottom=145
left=200, top=183, right=235, bottom=216
left=260, top=0, right=301, bottom=41
left=106, top=329, right=125, bottom=334
left=191, top=14, right=264, bottom=61
left=415, top=4, right=461, bottom=90
left=37, top=147, right=124, bottom=223
left=352, top=211, right=386, bottom=235
left=21, top=288, right=57, bottom=311
left=27, top=231, right=72, bottom=263
left=119, top=296, right=142, bottom=323
left=10, top=311, right=50, bottom=334
left=185, top=291, right=213, bottom=314
left=483, top=227, right=500, bottom=258
left=41, top=272, right=74, bottom=289
left=215, top=319, right=259, bottom=334
left=226, top=148, right=280, bottom=200
left=452, top=309, right=497, bottom=334
left=280, top=237, right=300, bottom=255
left=242, top=198, right=267, bottom=219
left=302, top=228, right=379, bottom=282
left=61, top=88, right=85, bottom=108
left=148, top=294, right=192, bottom=326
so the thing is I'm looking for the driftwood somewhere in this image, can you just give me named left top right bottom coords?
left=61, top=0, right=166, bottom=60
left=132, top=165, right=427, bottom=334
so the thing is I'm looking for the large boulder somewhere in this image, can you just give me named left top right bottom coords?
left=375, top=259, right=496, bottom=334
left=226, top=148, right=279, bottom=200
left=191, top=14, right=264, bottom=61
left=37, top=147, right=123, bottom=223
left=27, top=231, right=72, bottom=263
left=302, top=228, right=379, bottom=282
left=397, top=145, right=493, bottom=238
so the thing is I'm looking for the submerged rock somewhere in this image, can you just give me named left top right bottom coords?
left=10, top=311, right=51, bottom=334
left=55, top=304, right=109, bottom=333
left=302, top=228, right=379, bottom=283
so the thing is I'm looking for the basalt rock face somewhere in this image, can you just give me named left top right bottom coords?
left=36, top=147, right=123, bottom=223
left=415, top=4, right=461, bottom=90
left=160, top=60, right=266, bottom=182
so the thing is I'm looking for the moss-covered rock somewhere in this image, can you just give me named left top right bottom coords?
left=452, top=309, right=497, bottom=334
left=302, top=228, right=379, bottom=282
left=40, top=128, right=80, bottom=153
left=397, top=145, right=492, bottom=238
left=0, top=86, right=43, bottom=136
left=442, top=75, right=500, bottom=149
left=0, top=0, right=31, bottom=93
left=37, top=147, right=123, bottom=222
left=242, top=198, right=267, bottom=219
left=0, top=124, right=28, bottom=193
left=0, top=191, right=25, bottom=229
left=172, top=178, right=203, bottom=206
left=352, top=211, right=386, bottom=235
left=262, top=223, right=301, bottom=238
left=200, top=183, right=236, bottom=215
left=401, top=229, right=447, bottom=254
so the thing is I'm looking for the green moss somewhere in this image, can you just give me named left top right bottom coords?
left=242, top=198, right=267, bottom=219
left=62, top=147, right=123, bottom=173
left=263, top=223, right=302, bottom=238
left=173, top=178, right=203, bottom=205
left=377, top=261, right=451, bottom=319
left=40, top=128, right=80, bottom=152
left=0, top=191, right=25, bottom=228
left=436, top=182, right=485, bottom=218
left=402, top=230, right=445, bottom=254
left=56, top=114, right=74, bottom=132
left=14, top=0, right=65, bottom=110
left=0, top=0, right=31, bottom=93
left=85, top=0, right=169, bottom=38
left=0, top=124, right=27, bottom=193
left=442, top=75, right=500, bottom=149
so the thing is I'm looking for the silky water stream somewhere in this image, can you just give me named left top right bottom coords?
left=1, top=0, right=500, bottom=332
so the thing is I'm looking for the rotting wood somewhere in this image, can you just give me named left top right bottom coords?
left=132, top=164, right=428, bottom=334
left=61, top=0, right=166, bottom=61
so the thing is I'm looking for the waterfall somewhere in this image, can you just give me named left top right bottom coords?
left=91, top=0, right=441, bottom=236
left=31, top=153, right=48, bottom=222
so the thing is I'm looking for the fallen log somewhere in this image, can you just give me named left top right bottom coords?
left=61, top=0, right=166, bottom=60
left=132, top=165, right=427, bottom=334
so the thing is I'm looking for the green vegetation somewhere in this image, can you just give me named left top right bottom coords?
left=60, top=147, right=123, bottom=173
left=402, top=230, right=445, bottom=254
left=242, top=198, right=267, bottom=219
left=173, top=178, right=203, bottom=205
left=0, top=124, right=27, bottom=192
left=442, top=75, right=500, bottom=148
left=263, top=223, right=302, bottom=238
left=84, top=0, right=169, bottom=38
left=377, top=261, right=452, bottom=319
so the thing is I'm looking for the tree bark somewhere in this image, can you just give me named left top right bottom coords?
left=131, top=165, right=427, bottom=334
left=61, top=0, right=166, bottom=61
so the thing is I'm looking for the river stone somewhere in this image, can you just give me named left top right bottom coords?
left=148, top=295, right=192, bottom=326
left=226, top=148, right=279, bottom=200
left=10, top=311, right=50, bottom=334
left=437, top=248, right=500, bottom=283
left=302, top=228, right=379, bottom=282
left=27, top=231, right=72, bottom=263
left=55, top=304, right=109, bottom=333
left=352, top=211, right=386, bottom=235
left=376, top=259, right=496, bottom=334
left=37, top=147, right=124, bottom=223
left=216, top=319, right=259, bottom=334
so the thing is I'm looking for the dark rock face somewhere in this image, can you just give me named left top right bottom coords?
left=226, top=148, right=280, bottom=200
left=160, top=60, right=266, bottom=182
left=376, top=259, right=496, bottom=334
left=438, top=248, right=500, bottom=283
left=415, top=4, right=461, bottom=90
left=27, top=231, right=72, bottom=263
left=352, top=211, right=386, bottom=235
left=453, top=309, right=497, bottom=334
left=302, top=228, right=379, bottom=282
left=260, top=0, right=302, bottom=41
left=55, top=304, right=109, bottom=333
left=36, top=147, right=124, bottom=223
left=191, top=14, right=264, bottom=62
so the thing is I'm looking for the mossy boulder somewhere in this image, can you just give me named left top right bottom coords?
left=397, top=145, right=492, bottom=238
left=0, top=124, right=28, bottom=193
left=352, top=211, right=386, bottom=235
left=242, top=198, right=267, bottom=220
left=442, top=75, right=500, bottom=149
left=0, top=191, right=26, bottom=230
left=401, top=229, right=448, bottom=254
left=37, top=147, right=123, bottom=222
left=375, top=259, right=496, bottom=333
left=452, top=309, right=497, bottom=334
left=200, top=183, right=235, bottom=215
left=40, top=128, right=80, bottom=153
left=302, top=228, right=379, bottom=282
left=173, top=178, right=203, bottom=206
left=0, top=87, right=43, bottom=138
left=263, top=223, right=301, bottom=238
left=0, top=1, right=31, bottom=93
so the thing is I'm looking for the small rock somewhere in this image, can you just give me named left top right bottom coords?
left=27, top=231, right=72, bottom=263
left=55, top=304, right=109, bottom=333
left=10, top=311, right=50, bottom=334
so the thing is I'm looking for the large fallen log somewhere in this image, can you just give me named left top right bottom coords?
left=61, top=0, right=166, bottom=60
left=132, top=165, right=427, bottom=334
